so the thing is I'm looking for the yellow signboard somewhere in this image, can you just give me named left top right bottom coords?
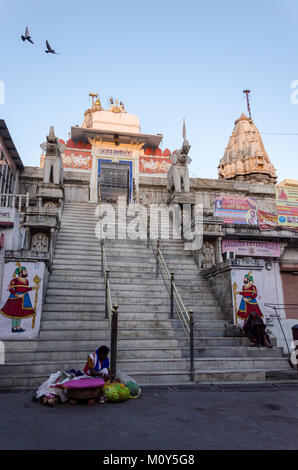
left=276, top=185, right=298, bottom=228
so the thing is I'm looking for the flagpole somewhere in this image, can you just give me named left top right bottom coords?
left=182, top=118, right=186, bottom=140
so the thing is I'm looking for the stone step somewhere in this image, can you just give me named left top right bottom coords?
left=46, top=284, right=105, bottom=301
left=188, top=336, right=277, bottom=347
left=4, top=347, right=182, bottom=362
left=51, top=265, right=155, bottom=274
left=37, top=331, right=180, bottom=346
left=107, top=297, right=216, bottom=307
left=55, top=239, right=100, bottom=249
left=48, top=275, right=164, bottom=286
left=38, top=328, right=111, bottom=340
left=41, top=319, right=109, bottom=329
left=51, top=268, right=102, bottom=276
left=191, top=346, right=284, bottom=358
left=49, top=274, right=103, bottom=282
left=6, top=368, right=295, bottom=388
left=111, top=294, right=216, bottom=304
left=42, top=310, right=225, bottom=321
left=47, top=282, right=105, bottom=290
left=57, top=235, right=100, bottom=243
left=53, top=254, right=102, bottom=262
left=59, top=229, right=97, bottom=237
left=43, top=326, right=176, bottom=340
left=53, top=259, right=102, bottom=267
left=43, top=302, right=220, bottom=314
left=106, top=256, right=156, bottom=264
left=44, top=297, right=104, bottom=304
left=61, top=217, right=98, bottom=223
left=0, top=357, right=289, bottom=376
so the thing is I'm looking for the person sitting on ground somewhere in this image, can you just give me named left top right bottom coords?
left=83, top=345, right=111, bottom=379
left=243, top=312, right=273, bottom=348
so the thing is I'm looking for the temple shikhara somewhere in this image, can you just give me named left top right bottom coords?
left=1, top=92, right=298, bottom=390
left=218, top=113, right=277, bottom=183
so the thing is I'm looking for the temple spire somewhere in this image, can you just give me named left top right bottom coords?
left=218, top=113, right=277, bottom=184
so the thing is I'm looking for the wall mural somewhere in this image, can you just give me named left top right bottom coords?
left=139, top=157, right=171, bottom=174
left=231, top=265, right=284, bottom=327
left=0, top=261, right=45, bottom=339
left=233, top=271, right=263, bottom=324
left=62, top=150, right=92, bottom=170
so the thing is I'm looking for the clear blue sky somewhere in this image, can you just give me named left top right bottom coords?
left=1, top=0, right=298, bottom=182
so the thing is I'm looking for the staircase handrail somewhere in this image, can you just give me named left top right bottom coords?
left=132, top=185, right=194, bottom=380
left=133, top=185, right=191, bottom=337
left=101, top=238, right=118, bottom=376
left=264, top=303, right=298, bottom=360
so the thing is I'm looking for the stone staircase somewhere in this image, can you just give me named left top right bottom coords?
left=158, top=237, right=292, bottom=383
left=103, top=204, right=292, bottom=384
left=0, top=201, right=294, bottom=389
left=0, top=202, right=110, bottom=389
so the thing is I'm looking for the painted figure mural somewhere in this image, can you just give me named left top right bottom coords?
left=234, top=271, right=263, bottom=321
left=0, top=263, right=40, bottom=333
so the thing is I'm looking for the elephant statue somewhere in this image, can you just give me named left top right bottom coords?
left=167, top=139, right=192, bottom=193
left=40, top=126, right=65, bottom=185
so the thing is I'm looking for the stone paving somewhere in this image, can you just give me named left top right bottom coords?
left=1, top=384, right=298, bottom=450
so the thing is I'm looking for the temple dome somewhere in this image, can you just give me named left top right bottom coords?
left=82, top=98, right=140, bottom=134
left=218, top=113, right=277, bottom=184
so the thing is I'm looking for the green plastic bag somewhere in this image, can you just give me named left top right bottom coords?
left=103, top=382, right=130, bottom=403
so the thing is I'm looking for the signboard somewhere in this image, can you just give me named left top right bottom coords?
left=222, top=239, right=280, bottom=257
left=276, top=185, right=298, bottom=229
left=0, top=209, right=14, bottom=228
left=214, top=195, right=257, bottom=225
left=257, top=210, right=278, bottom=231
left=97, top=148, right=132, bottom=157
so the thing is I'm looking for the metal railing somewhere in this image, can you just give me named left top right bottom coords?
left=133, top=184, right=195, bottom=381
left=154, top=238, right=195, bottom=381
left=265, top=303, right=298, bottom=361
left=101, top=238, right=118, bottom=377
left=0, top=192, right=30, bottom=210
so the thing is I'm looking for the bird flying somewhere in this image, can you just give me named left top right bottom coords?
left=45, top=40, right=59, bottom=54
left=21, top=27, right=34, bottom=44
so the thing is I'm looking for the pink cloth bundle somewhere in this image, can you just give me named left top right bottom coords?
left=61, top=378, right=105, bottom=390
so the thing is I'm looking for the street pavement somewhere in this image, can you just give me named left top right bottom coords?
left=0, top=385, right=298, bottom=450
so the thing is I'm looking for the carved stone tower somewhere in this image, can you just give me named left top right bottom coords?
left=218, top=113, right=277, bottom=184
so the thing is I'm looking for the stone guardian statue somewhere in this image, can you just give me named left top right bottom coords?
left=167, top=139, right=192, bottom=193
left=41, top=127, right=65, bottom=185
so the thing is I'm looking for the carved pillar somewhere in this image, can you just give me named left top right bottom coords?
left=49, top=228, right=55, bottom=263
left=25, top=227, right=31, bottom=249
left=216, top=237, right=223, bottom=264
left=90, top=147, right=98, bottom=203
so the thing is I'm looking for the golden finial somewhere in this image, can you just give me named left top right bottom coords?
left=89, top=92, right=98, bottom=106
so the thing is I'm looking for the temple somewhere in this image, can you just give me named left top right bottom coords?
left=39, top=94, right=171, bottom=204
left=1, top=93, right=298, bottom=388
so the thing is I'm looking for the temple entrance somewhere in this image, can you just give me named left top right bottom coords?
left=99, top=162, right=130, bottom=204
